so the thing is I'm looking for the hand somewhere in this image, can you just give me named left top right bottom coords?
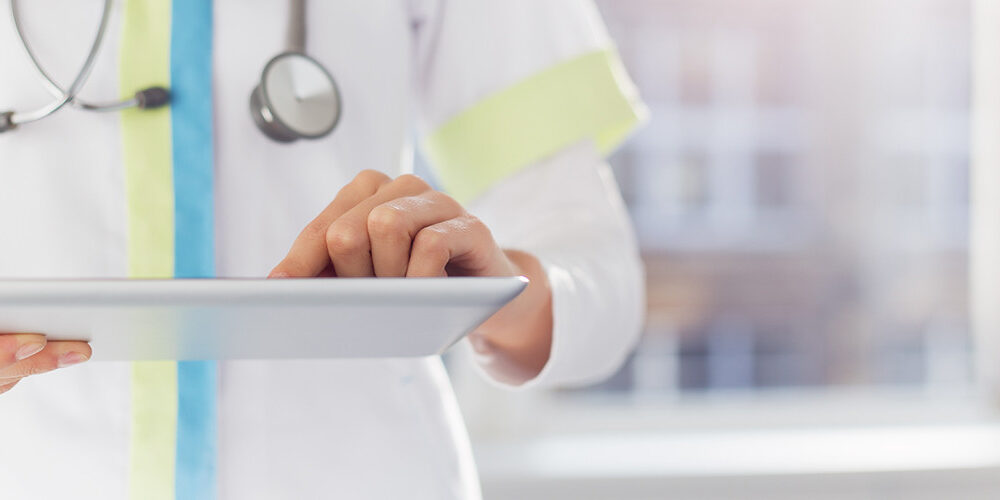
left=270, top=170, right=554, bottom=380
left=0, top=334, right=91, bottom=395
left=270, top=171, right=517, bottom=279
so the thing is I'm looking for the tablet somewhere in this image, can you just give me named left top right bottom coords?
left=0, top=277, right=528, bottom=361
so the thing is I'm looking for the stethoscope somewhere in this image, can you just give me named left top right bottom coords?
left=0, top=0, right=342, bottom=143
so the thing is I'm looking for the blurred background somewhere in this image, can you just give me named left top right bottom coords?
left=437, top=0, right=1000, bottom=499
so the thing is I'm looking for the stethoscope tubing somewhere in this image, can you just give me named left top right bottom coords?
left=4, top=0, right=337, bottom=142
left=7, top=0, right=125, bottom=126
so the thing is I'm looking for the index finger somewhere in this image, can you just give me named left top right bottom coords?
left=270, top=170, right=391, bottom=278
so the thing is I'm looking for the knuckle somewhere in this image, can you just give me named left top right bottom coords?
left=367, top=205, right=408, bottom=237
left=325, top=221, right=367, bottom=255
left=414, top=227, right=449, bottom=254
left=5, top=358, right=54, bottom=380
left=353, top=169, right=391, bottom=189
left=340, top=170, right=389, bottom=198
left=464, top=215, right=491, bottom=236
left=390, top=174, right=429, bottom=193
left=426, top=191, right=463, bottom=212
left=24, top=357, right=57, bottom=377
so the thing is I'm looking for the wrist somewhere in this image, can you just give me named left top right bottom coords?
left=470, top=249, right=554, bottom=382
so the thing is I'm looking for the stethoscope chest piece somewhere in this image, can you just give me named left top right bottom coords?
left=250, top=52, right=342, bottom=143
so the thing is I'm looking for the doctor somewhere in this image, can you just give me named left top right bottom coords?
left=0, top=0, right=646, bottom=498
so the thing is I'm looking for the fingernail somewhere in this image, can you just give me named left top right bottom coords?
left=15, top=343, right=45, bottom=361
left=58, top=352, right=89, bottom=368
left=269, top=271, right=289, bottom=279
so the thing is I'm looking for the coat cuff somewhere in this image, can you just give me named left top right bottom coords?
left=469, top=260, right=607, bottom=390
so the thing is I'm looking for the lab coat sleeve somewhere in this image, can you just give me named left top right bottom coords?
left=410, top=0, right=648, bottom=202
left=410, top=0, right=649, bottom=387
left=467, top=140, right=646, bottom=388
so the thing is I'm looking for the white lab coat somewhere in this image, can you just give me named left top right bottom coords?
left=0, top=1, right=644, bottom=498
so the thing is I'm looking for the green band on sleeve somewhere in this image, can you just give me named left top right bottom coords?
left=423, top=48, right=648, bottom=203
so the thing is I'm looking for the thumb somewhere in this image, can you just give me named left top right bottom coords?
left=0, top=333, right=47, bottom=370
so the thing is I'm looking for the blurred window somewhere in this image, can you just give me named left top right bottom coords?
left=448, top=5, right=982, bottom=497
left=754, top=152, right=795, bottom=210
left=590, top=0, right=972, bottom=396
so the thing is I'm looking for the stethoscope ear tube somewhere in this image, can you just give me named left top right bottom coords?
left=5, top=0, right=338, bottom=144
left=5, top=0, right=171, bottom=129
left=8, top=0, right=117, bottom=126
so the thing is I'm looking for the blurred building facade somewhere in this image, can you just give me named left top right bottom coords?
left=589, top=0, right=972, bottom=394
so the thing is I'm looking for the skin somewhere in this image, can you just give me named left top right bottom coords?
left=269, top=171, right=555, bottom=383
left=0, top=170, right=554, bottom=395
left=0, top=334, right=91, bottom=395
